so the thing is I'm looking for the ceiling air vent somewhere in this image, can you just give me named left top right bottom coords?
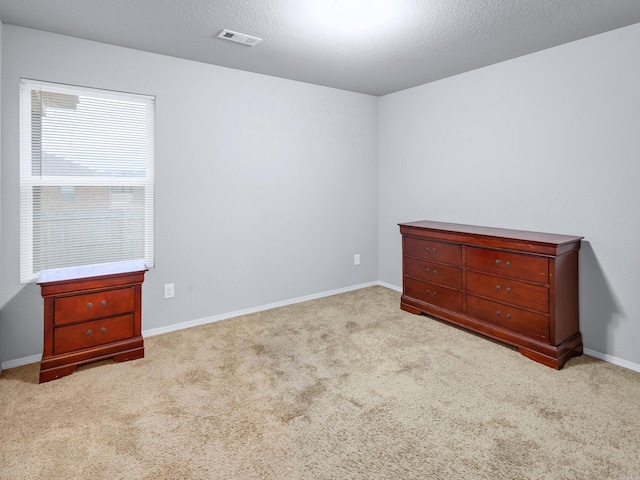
left=218, top=29, right=262, bottom=46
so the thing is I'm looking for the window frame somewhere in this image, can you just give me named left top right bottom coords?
left=19, top=79, right=155, bottom=283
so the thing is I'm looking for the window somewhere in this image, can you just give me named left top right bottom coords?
left=20, top=79, right=155, bottom=283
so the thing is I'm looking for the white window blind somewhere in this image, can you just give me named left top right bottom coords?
left=20, top=79, right=155, bottom=283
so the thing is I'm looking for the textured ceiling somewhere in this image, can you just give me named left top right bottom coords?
left=1, top=0, right=639, bottom=96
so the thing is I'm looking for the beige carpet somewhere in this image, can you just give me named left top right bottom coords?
left=1, top=286, right=639, bottom=480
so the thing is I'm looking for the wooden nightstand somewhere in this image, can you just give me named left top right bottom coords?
left=37, top=260, right=147, bottom=383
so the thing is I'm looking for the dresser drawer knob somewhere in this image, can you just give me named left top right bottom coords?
left=506, top=288, right=511, bottom=293
left=425, top=268, right=430, bottom=273
left=86, top=330, right=92, bottom=336
left=507, top=314, right=512, bottom=319
left=432, top=291, right=437, bottom=296
left=432, top=248, right=437, bottom=253
left=101, top=327, right=107, bottom=333
left=506, top=261, right=511, bottom=267
left=425, top=247, right=430, bottom=252
left=497, top=311, right=501, bottom=316
left=87, top=302, right=93, bottom=309
left=101, top=300, right=107, bottom=307
left=495, top=259, right=501, bottom=265
left=432, top=269, right=437, bottom=275
left=496, top=285, right=501, bottom=290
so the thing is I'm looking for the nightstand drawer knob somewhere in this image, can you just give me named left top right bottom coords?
left=86, top=330, right=92, bottom=336
left=87, top=302, right=93, bottom=309
left=101, top=300, right=107, bottom=307
left=101, top=327, right=107, bottom=333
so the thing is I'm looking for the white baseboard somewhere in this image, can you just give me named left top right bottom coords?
left=377, top=281, right=401, bottom=292
left=583, top=348, right=640, bottom=373
left=1, top=353, right=42, bottom=371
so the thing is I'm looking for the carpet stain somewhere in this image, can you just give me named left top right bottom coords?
left=537, top=406, right=565, bottom=421
left=181, top=366, right=213, bottom=385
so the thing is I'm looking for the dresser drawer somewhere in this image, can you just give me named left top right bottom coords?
left=404, top=277, right=463, bottom=312
left=466, top=247, right=548, bottom=284
left=466, top=295, right=549, bottom=342
left=54, top=287, right=135, bottom=326
left=404, top=237, right=461, bottom=266
left=466, top=271, right=549, bottom=313
left=405, top=258, right=462, bottom=289
left=54, top=314, right=135, bottom=355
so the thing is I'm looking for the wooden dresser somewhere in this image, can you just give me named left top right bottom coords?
left=399, top=221, right=583, bottom=369
left=38, top=260, right=147, bottom=383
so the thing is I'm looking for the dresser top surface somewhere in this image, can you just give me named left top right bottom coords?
left=37, top=260, right=148, bottom=285
left=399, top=221, right=583, bottom=246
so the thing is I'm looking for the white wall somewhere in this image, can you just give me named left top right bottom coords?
left=0, top=26, right=379, bottom=365
left=378, top=23, right=640, bottom=367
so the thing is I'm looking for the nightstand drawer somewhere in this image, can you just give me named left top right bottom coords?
left=467, top=271, right=549, bottom=313
left=54, top=287, right=135, bottom=326
left=466, top=295, right=549, bottom=342
left=54, top=314, right=135, bottom=355
left=404, top=237, right=461, bottom=266
left=466, top=247, right=548, bottom=284
left=404, top=277, right=462, bottom=312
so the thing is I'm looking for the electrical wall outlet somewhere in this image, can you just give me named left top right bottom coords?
left=164, top=283, right=175, bottom=299
left=354, top=254, right=361, bottom=266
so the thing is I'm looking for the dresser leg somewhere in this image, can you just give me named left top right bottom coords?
left=400, top=299, right=422, bottom=315
left=39, top=364, right=78, bottom=383
left=519, top=337, right=583, bottom=370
